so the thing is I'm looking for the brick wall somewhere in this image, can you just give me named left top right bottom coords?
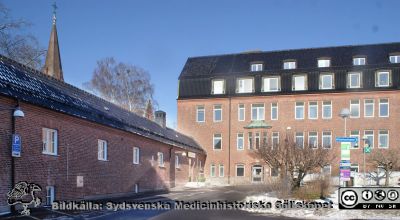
left=177, top=90, right=399, bottom=185
left=0, top=95, right=205, bottom=213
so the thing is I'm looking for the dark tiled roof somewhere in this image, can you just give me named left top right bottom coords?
left=180, top=42, right=400, bottom=78
left=178, top=42, right=400, bottom=99
left=0, top=55, right=204, bottom=153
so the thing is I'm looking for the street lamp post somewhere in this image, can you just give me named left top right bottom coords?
left=339, top=108, right=351, bottom=187
left=362, top=136, right=370, bottom=187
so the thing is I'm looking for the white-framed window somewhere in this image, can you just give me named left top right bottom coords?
left=213, top=134, right=222, bottom=150
left=219, top=164, right=224, bottom=177
left=295, top=102, right=304, bottom=120
left=308, top=101, right=318, bottom=119
left=262, top=132, right=267, bottom=147
left=353, top=57, right=366, bottom=66
left=236, top=78, right=254, bottom=93
left=295, top=132, right=304, bottom=148
left=322, top=101, right=332, bottom=119
left=175, top=155, right=180, bottom=168
left=318, top=59, right=331, bottom=68
left=308, top=131, right=318, bottom=148
left=322, top=131, right=332, bottom=149
left=213, top=105, right=222, bottom=122
left=251, top=63, right=263, bottom=72
left=211, top=79, right=225, bottom=94
left=196, top=105, right=205, bottom=122
left=210, top=164, right=216, bottom=177
left=292, top=74, right=307, bottom=91
left=272, top=132, right=279, bottom=148
left=46, top=186, right=55, bottom=206
left=379, top=99, right=389, bottom=117
left=248, top=132, right=253, bottom=149
left=347, top=72, right=362, bottom=88
left=364, top=99, right=374, bottom=117
left=42, top=128, right=58, bottom=155
left=236, top=164, right=245, bottom=177
left=283, top=61, right=296, bottom=69
left=375, top=71, right=391, bottom=87
left=262, top=76, right=281, bottom=92
left=389, top=55, right=400, bottom=63
left=378, top=130, right=389, bottom=148
left=350, top=130, right=360, bottom=149
left=251, top=104, right=265, bottom=121
left=322, top=165, right=331, bottom=175
left=320, top=73, right=334, bottom=89
left=271, top=103, right=278, bottom=120
left=238, top=104, right=245, bottom=121
left=133, top=147, right=140, bottom=164
left=364, top=130, right=374, bottom=148
left=237, top=133, right=244, bottom=150
left=350, top=100, right=360, bottom=118
left=255, top=132, right=261, bottom=149
left=158, top=152, right=164, bottom=167
left=97, top=139, right=107, bottom=161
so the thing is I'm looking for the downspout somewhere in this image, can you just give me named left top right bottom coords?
left=228, top=96, right=231, bottom=185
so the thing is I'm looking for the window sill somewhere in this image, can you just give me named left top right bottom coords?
left=159, top=165, right=165, bottom=168
left=98, top=159, right=108, bottom=162
left=133, top=162, right=140, bottom=165
left=42, top=152, right=58, bottom=156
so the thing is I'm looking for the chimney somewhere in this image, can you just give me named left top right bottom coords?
left=155, top=110, right=166, bottom=128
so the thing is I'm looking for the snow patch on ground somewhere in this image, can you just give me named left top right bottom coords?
left=243, top=189, right=400, bottom=219
left=184, top=182, right=206, bottom=188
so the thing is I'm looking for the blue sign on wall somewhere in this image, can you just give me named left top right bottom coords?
left=12, top=134, right=21, bottom=157
left=336, top=137, right=358, bottom=143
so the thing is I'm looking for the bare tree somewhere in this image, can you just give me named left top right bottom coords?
left=252, top=134, right=334, bottom=191
left=84, top=57, right=156, bottom=116
left=0, top=2, right=45, bottom=69
left=368, top=148, right=400, bottom=186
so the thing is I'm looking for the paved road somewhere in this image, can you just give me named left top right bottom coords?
left=1, top=185, right=301, bottom=220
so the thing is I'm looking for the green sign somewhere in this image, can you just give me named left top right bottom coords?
left=341, top=142, right=351, bottom=160
left=364, top=146, right=371, bottom=153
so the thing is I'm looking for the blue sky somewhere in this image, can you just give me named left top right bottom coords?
left=3, top=0, right=400, bottom=128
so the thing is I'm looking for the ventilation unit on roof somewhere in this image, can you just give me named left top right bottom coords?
left=241, top=50, right=262, bottom=54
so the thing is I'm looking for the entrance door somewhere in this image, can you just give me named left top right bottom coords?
left=252, top=165, right=263, bottom=182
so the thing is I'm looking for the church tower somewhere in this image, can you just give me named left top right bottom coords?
left=42, top=3, right=64, bottom=81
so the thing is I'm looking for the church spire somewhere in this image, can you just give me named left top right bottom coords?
left=42, top=2, right=64, bottom=81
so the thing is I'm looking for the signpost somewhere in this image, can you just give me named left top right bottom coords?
left=337, top=137, right=357, bottom=184
left=11, top=134, right=21, bottom=157
left=364, top=146, right=371, bottom=154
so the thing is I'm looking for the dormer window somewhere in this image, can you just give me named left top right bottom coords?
left=292, top=74, right=307, bottom=91
left=319, top=73, right=334, bottom=90
left=236, top=77, right=254, bottom=93
left=318, top=58, right=331, bottom=68
left=283, top=61, right=296, bottom=70
left=347, top=72, right=362, bottom=88
left=353, top=57, right=366, bottom=66
left=251, top=63, right=263, bottom=72
left=211, top=79, right=225, bottom=95
left=262, top=76, right=281, bottom=92
left=375, top=70, right=391, bottom=87
left=389, top=55, right=400, bottom=63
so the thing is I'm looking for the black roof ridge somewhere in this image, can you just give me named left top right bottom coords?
left=0, top=54, right=204, bottom=152
left=187, top=41, right=400, bottom=59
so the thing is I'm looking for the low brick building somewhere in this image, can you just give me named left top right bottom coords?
left=177, top=42, right=400, bottom=185
left=0, top=13, right=205, bottom=214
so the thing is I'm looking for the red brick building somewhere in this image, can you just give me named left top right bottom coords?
left=0, top=14, right=205, bottom=214
left=177, top=43, right=400, bottom=185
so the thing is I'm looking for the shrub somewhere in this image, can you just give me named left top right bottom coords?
left=292, top=176, right=333, bottom=201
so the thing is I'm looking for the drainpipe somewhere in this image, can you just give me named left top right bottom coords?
left=228, top=97, right=231, bottom=185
